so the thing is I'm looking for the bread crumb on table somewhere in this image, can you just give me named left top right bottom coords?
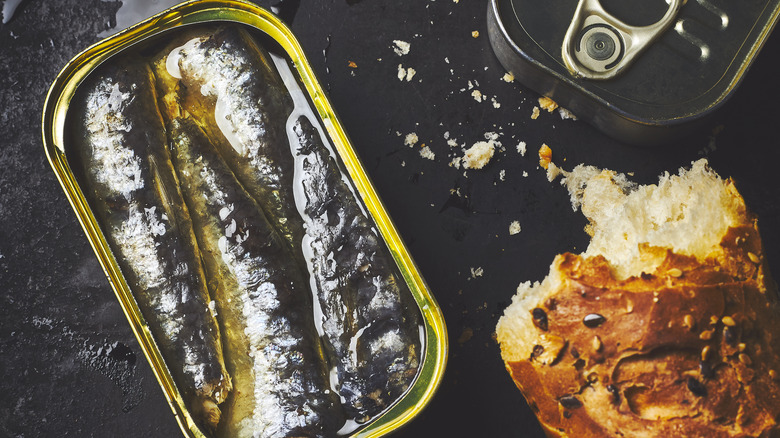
left=502, top=72, right=515, bottom=83
left=397, top=64, right=416, bottom=81
left=558, top=107, right=577, bottom=120
left=392, top=40, right=410, bottom=56
left=516, top=141, right=527, bottom=156
left=538, top=96, right=559, bottom=113
left=472, top=30, right=479, bottom=38
left=419, top=145, right=435, bottom=161
left=538, top=143, right=552, bottom=169
left=531, top=106, right=540, bottom=120
left=463, top=141, right=495, bottom=169
left=509, top=221, right=522, bottom=235
left=404, top=132, right=418, bottom=147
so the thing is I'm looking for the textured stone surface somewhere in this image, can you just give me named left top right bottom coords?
left=1, top=0, right=779, bottom=437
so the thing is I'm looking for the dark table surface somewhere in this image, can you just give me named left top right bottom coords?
left=2, top=0, right=780, bottom=437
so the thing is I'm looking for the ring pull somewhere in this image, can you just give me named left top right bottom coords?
left=562, top=0, right=683, bottom=80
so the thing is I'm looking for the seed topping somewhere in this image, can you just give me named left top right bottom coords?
left=687, top=377, right=707, bottom=397
left=667, top=268, right=682, bottom=278
left=606, top=384, right=620, bottom=405
left=701, top=346, right=711, bottom=362
left=559, top=395, right=582, bottom=409
left=683, top=314, right=695, bottom=331
left=532, top=307, right=549, bottom=331
left=583, top=313, right=606, bottom=328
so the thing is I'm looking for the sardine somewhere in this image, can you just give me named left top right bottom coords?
left=160, top=25, right=303, bottom=251
left=292, top=115, right=422, bottom=423
left=70, top=59, right=231, bottom=432
left=168, top=116, right=344, bottom=438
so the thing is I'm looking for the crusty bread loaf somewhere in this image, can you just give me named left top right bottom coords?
left=497, top=159, right=780, bottom=437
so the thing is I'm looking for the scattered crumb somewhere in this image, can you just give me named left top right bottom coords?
left=347, top=60, right=357, bottom=68
left=522, top=171, right=529, bottom=177
left=419, top=145, right=435, bottom=160
left=406, top=67, right=416, bottom=81
left=463, top=141, right=495, bottom=169
left=531, top=106, right=540, bottom=120
left=558, top=107, right=577, bottom=120
left=538, top=96, right=558, bottom=113
left=470, top=266, right=484, bottom=278
left=449, top=156, right=462, bottom=169
left=397, top=64, right=416, bottom=81
left=546, top=161, right=562, bottom=182
left=538, top=143, right=552, bottom=169
left=447, top=139, right=458, bottom=148
left=491, top=97, right=501, bottom=108
left=472, top=30, right=479, bottom=38
left=393, top=40, right=411, bottom=56
left=516, top=141, right=527, bottom=156
left=502, top=72, right=515, bottom=83
left=499, top=169, right=506, bottom=181
left=509, top=221, right=522, bottom=235
left=471, top=89, right=484, bottom=102
left=404, top=132, right=419, bottom=147
left=458, top=327, right=473, bottom=344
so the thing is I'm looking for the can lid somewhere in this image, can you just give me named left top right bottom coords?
left=488, top=0, right=780, bottom=143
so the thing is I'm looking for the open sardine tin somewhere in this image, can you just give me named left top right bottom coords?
left=42, top=1, right=447, bottom=437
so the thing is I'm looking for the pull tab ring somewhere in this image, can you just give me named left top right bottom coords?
left=562, top=0, right=683, bottom=80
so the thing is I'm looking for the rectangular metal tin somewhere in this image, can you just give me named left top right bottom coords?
left=488, top=0, right=780, bottom=145
left=41, top=1, right=447, bottom=436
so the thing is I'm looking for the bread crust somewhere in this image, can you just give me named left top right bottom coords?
left=503, top=223, right=780, bottom=437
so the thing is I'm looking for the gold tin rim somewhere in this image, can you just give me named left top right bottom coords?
left=41, top=1, right=448, bottom=436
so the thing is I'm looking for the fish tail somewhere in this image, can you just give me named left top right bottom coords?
left=192, top=397, right=221, bottom=434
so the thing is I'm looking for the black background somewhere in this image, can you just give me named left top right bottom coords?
left=1, top=0, right=779, bottom=437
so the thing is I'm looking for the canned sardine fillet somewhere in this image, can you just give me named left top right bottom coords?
left=168, top=116, right=345, bottom=438
left=292, top=114, right=423, bottom=424
left=161, top=25, right=303, bottom=252
left=44, top=3, right=446, bottom=437
left=70, top=59, right=231, bottom=433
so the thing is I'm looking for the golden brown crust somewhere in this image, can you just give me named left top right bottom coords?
left=504, top=223, right=780, bottom=437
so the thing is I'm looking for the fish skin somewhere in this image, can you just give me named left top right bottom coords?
left=71, top=60, right=231, bottom=432
left=163, top=25, right=303, bottom=251
left=168, top=116, right=344, bottom=438
left=293, top=115, right=422, bottom=422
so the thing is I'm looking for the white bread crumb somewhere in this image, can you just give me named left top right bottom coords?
left=404, top=132, right=418, bottom=147
left=509, top=221, right=522, bottom=235
left=558, top=107, right=577, bottom=120
left=419, top=145, right=435, bottom=160
left=393, top=40, right=410, bottom=56
left=463, top=141, right=495, bottom=169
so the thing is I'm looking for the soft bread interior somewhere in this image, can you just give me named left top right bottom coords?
left=497, top=158, right=750, bottom=363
